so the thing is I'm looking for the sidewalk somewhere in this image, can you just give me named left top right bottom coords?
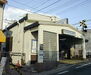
left=59, top=59, right=88, bottom=64
left=6, top=63, right=74, bottom=75
left=36, top=64, right=74, bottom=75
left=24, top=59, right=89, bottom=75
left=10, top=63, right=73, bottom=75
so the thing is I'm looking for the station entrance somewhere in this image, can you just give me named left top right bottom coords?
left=59, top=34, right=82, bottom=59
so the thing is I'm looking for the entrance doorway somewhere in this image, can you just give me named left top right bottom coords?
left=59, top=34, right=82, bottom=59
left=31, top=31, right=38, bottom=64
left=59, top=34, right=72, bottom=59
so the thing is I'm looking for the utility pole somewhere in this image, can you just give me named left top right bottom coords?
left=80, top=20, right=87, bottom=59
left=0, top=0, right=7, bottom=75
left=0, top=0, right=7, bottom=29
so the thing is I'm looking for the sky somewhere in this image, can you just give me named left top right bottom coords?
left=3, top=0, right=91, bottom=28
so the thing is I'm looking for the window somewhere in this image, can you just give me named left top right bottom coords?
left=31, top=39, right=37, bottom=53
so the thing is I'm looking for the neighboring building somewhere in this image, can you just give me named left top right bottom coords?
left=4, top=13, right=85, bottom=65
left=85, top=29, right=91, bottom=56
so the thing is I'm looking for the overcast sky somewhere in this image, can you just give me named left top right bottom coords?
left=3, top=0, right=91, bottom=28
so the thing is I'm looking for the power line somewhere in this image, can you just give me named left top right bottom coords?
left=43, top=0, right=75, bottom=13
left=8, top=0, right=54, bottom=13
left=56, top=0, right=89, bottom=14
left=10, top=0, right=36, bottom=10
left=34, top=0, right=51, bottom=9
left=73, top=19, right=91, bottom=25
left=86, top=19, right=91, bottom=22
left=25, top=0, right=36, bottom=4
left=34, top=0, right=62, bottom=12
left=42, top=0, right=88, bottom=14
left=6, top=4, right=32, bottom=13
left=8, top=0, right=53, bottom=13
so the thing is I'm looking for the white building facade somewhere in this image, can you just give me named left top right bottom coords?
left=5, top=13, right=86, bottom=65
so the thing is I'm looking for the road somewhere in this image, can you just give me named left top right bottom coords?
left=57, top=63, right=91, bottom=75
left=2, top=61, right=91, bottom=75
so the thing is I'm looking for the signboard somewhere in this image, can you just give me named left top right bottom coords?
left=11, top=52, right=25, bottom=56
left=38, top=50, right=43, bottom=63
left=62, top=29, right=76, bottom=36
left=56, top=18, right=68, bottom=24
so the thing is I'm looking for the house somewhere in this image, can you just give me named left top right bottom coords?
left=4, top=13, right=86, bottom=65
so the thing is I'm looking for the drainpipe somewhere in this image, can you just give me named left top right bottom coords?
left=21, top=20, right=25, bottom=65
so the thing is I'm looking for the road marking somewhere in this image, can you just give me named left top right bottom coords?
left=58, top=71, right=69, bottom=75
left=76, top=63, right=91, bottom=69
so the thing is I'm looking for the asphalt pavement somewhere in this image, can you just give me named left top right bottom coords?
left=57, top=63, right=91, bottom=75
left=2, top=59, right=91, bottom=75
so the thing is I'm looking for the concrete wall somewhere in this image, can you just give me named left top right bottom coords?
left=10, top=21, right=26, bottom=64
left=10, top=25, right=21, bottom=64
left=39, top=24, right=82, bottom=38
left=24, top=30, right=32, bottom=65
left=10, top=22, right=38, bottom=65
left=28, top=13, right=60, bottom=22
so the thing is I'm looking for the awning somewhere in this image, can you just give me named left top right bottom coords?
left=0, top=30, right=6, bottom=42
left=59, top=34, right=83, bottom=44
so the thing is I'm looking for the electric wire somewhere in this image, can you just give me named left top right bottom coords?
left=34, top=0, right=62, bottom=12
left=9, top=0, right=54, bottom=13
left=10, top=0, right=36, bottom=9
left=6, top=4, right=32, bottom=13
left=34, top=0, right=51, bottom=9
left=56, top=0, right=88, bottom=14
left=43, top=0, right=77, bottom=13
left=73, top=19, right=91, bottom=26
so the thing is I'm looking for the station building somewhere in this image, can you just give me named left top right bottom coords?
left=5, top=13, right=86, bottom=65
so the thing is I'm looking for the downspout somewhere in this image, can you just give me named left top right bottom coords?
left=21, top=20, right=25, bottom=65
